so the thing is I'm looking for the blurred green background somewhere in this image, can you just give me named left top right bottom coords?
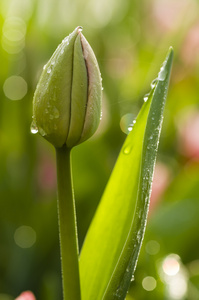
left=1, top=0, right=199, bottom=299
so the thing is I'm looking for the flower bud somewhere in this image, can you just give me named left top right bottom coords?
left=32, top=26, right=102, bottom=148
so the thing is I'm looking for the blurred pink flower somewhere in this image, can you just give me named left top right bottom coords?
left=181, top=22, right=199, bottom=67
left=152, top=0, right=195, bottom=33
left=15, top=291, right=36, bottom=300
left=177, top=109, right=199, bottom=160
left=149, top=162, right=171, bottom=213
left=36, top=151, right=57, bottom=194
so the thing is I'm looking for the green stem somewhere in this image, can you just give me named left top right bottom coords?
left=56, top=145, right=81, bottom=300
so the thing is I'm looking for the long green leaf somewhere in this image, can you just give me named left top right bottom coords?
left=80, top=47, right=173, bottom=300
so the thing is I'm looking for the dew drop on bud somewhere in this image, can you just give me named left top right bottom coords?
left=30, top=121, right=38, bottom=134
left=47, top=67, right=51, bottom=74
left=53, top=106, right=60, bottom=119
left=39, top=127, right=46, bottom=137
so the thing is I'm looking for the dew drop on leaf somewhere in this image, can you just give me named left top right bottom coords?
left=150, top=79, right=158, bottom=89
left=128, top=120, right=136, bottom=132
left=158, top=66, right=167, bottom=81
left=143, top=93, right=150, bottom=102
left=123, top=145, right=132, bottom=155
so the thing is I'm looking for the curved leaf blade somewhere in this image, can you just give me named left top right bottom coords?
left=80, top=47, right=174, bottom=300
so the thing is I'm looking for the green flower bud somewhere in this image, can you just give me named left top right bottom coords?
left=32, top=26, right=102, bottom=148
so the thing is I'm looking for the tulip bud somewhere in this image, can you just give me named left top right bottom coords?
left=32, top=26, right=102, bottom=148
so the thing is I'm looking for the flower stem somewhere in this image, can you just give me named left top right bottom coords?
left=56, top=145, right=81, bottom=300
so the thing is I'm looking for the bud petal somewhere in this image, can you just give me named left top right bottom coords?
left=32, top=27, right=102, bottom=148
left=78, top=33, right=102, bottom=144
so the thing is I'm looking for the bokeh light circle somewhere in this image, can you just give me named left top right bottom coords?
left=14, top=225, right=36, bottom=248
left=145, top=240, right=160, bottom=255
left=142, top=276, right=157, bottom=291
left=3, top=76, right=28, bottom=100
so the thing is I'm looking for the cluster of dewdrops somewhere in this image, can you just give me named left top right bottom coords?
left=120, top=61, right=167, bottom=135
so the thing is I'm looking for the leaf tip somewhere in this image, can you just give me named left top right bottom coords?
left=166, top=46, right=174, bottom=66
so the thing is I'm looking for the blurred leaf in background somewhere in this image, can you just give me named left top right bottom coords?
left=1, top=0, right=199, bottom=299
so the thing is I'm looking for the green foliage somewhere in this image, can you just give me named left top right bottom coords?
left=80, top=48, right=173, bottom=300
left=1, top=0, right=199, bottom=299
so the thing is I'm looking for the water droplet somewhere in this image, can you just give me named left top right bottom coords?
left=123, top=145, right=132, bottom=155
left=137, top=229, right=142, bottom=243
left=62, top=36, right=69, bottom=44
left=131, top=275, right=135, bottom=282
left=128, top=120, right=136, bottom=132
left=137, top=209, right=142, bottom=219
left=158, top=65, right=167, bottom=81
left=47, top=66, right=51, bottom=74
left=100, top=111, right=103, bottom=120
left=128, top=125, right=133, bottom=132
left=48, top=107, right=60, bottom=119
left=143, top=93, right=150, bottom=102
left=101, top=87, right=104, bottom=91
left=53, top=106, right=60, bottom=118
left=151, top=78, right=158, bottom=89
left=60, top=48, right=64, bottom=55
left=30, top=121, right=38, bottom=134
left=39, top=127, right=46, bottom=137
left=43, top=64, right=47, bottom=70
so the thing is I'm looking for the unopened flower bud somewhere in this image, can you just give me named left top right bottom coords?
left=32, top=26, right=102, bottom=148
